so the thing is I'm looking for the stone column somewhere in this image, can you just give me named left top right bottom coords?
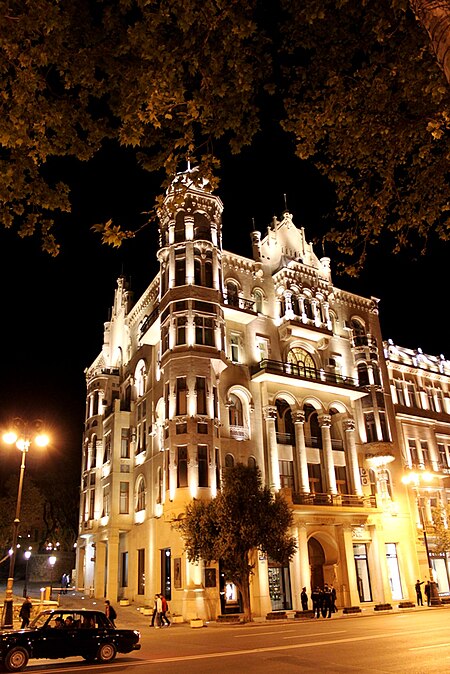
left=340, top=525, right=360, bottom=607
left=106, top=531, right=120, bottom=602
left=294, top=411, right=310, bottom=493
left=297, top=524, right=310, bottom=595
left=264, top=406, right=280, bottom=490
left=319, top=414, right=337, bottom=494
left=343, top=418, right=363, bottom=496
left=94, top=541, right=106, bottom=599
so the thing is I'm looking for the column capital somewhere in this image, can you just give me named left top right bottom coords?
left=263, top=405, right=277, bottom=421
left=343, top=418, right=356, bottom=433
left=318, top=413, right=332, bottom=428
left=294, top=411, right=306, bottom=425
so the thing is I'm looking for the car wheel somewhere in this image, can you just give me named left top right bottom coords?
left=96, top=642, right=117, bottom=663
left=4, top=647, right=29, bottom=672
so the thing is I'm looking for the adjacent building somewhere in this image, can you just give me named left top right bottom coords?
left=75, top=168, right=450, bottom=619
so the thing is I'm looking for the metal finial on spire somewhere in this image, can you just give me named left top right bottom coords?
left=283, top=193, right=288, bottom=211
left=252, top=217, right=256, bottom=231
left=187, top=159, right=191, bottom=172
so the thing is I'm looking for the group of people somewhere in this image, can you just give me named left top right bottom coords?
left=301, top=584, right=337, bottom=618
left=415, top=579, right=432, bottom=606
left=150, top=593, right=170, bottom=628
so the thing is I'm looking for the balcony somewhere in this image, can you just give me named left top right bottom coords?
left=351, top=335, right=378, bottom=351
left=230, top=425, right=249, bottom=441
left=291, top=492, right=377, bottom=508
left=222, top=295, right=256, bottom=324
left=251, top=359, right=366, bottom=400
left=140, top=305, right=161, bottom=345
left=275, top=433, right=344, bottom=451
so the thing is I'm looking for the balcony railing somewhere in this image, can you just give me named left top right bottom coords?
left=275, top=432, right=344, bottom=450
left=291, top=492, right=377, bottom=508
left=140, top=305, right=160, bottom=336
left=230, top=425, right=249, bottom=441
left=251, top=359, right=359, bottom=387
left=223, top=295, right=255, bottom=312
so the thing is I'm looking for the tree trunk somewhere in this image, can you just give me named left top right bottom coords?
left=410, top=0, right=450, bottom=85
left=237, top=576, right=252, bottom=622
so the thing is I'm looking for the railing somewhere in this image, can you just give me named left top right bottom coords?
left=223, top=295, right=255, bottom=312
left=351, top=335, right=378, bottom=349
left=251, top=359, right=358, bottom=387
left=292, top=492, right=377, bottom=508
left=275, top=433, right=344, bottom=451
left=140, top=305, right=160, bottom=335
left=229, top=425, right=249, bottom=441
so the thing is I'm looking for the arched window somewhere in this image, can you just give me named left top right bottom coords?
left=135, top=360, right=147, bottom=398
left=304, top=297, right=314, bottom=320
left=205, top=260, right=213, bottom=288
left=275, top=399, right=294, bottom=444
left=228, top=393, right=243, bottom=426
left=194, top=258, right=202, bottom=285
left=157, top=467, right=162, bottom=504
left=291, top=295, right=300, bottom=316
left=357, top=363, right=370, bottom=386
left=254, top=289, right=263, bottom=313
left=136, top=477, right=146, bottom=512
left=350, top=318, right=367, bottom=346
left=304, top=405, right=322, bottom=449
left=248, top=456, right=257, bottom=470
left=225, top=453, right=235, bottom=468
left=226, top=281, right=239, bottom=307
left=175, top=212, right=185, bottom=242
left=194, top=213, right=211, bottom=241
left=287, top=347, right=316, bottom=378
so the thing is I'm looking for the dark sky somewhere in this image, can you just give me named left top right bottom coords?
left=0, top=126, right=448, bottom=479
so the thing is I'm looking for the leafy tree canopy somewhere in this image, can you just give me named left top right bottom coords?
left=1, top=0, right=450, bottom=272
left=178, top=463, right=296, bottom=620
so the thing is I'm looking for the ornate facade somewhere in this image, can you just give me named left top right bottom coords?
left=76, top=168, right=450, bottom=618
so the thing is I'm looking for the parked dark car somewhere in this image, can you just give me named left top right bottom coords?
left=0, top=608, right=141, bottom=671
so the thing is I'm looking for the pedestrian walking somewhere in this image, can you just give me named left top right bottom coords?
left=105, top=600, right=117, bottom=627
left=154, top=594, right=163, bottom=628
left=160, top=594, right=170, bottom=626
left=300, top=587, right=309, bottom=611
left=311, top=586, right=322, bottom=618
left=322, top=583, right=332, bottom=618
left=415, top=579, right=424, bottom=606
left=424, top=580, right=431, bottom=606
left=19, top=596, right=32, bottom=628
left=150, top=594, right=159, bottom=627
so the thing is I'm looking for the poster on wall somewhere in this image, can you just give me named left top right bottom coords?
left=174, top=558, right=182, bottom=589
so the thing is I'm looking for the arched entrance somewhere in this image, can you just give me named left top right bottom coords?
left=308, top=537, right=325, bottom=589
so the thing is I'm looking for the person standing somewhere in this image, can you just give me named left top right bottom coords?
left=424, top=580, right=431, bottom=606
left=300, top=587, right=309, bottom=611
left=330, top=584, right=337, bottom=613
left=105, top=600, right=117, bottom=627
left=19, top=596, right=32, bottom=628
left=322, top=584, right=332, bottom=618
left=160, top=594, right=170, bottom=626
left=415, top=579, right=424, bottom=606
left=311, top=586, right=322, bottom=618
left=150, top=594, right=159, bottom=628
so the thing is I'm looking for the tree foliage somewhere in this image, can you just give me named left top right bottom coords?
left=431, top=503, right=450, bottom=554
left=178, top=463, right=297, bottom=620
left=1, top=0, right=450, bottom=272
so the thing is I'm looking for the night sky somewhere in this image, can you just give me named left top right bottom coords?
left=0, top=123, right=448, bottom=482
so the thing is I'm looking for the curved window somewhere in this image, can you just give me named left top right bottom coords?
left=136, top=477, right=146, bottom=512
left=254, top=289, right=263, bottom=313
left=175, top=212, right=185, bottom=243
left=248, top=456, right=257, bottom=470
left=226, top=281, right=239, bottom=308
left=225, top=453, right=235, bottom=468
left=194, top=213, right=211, bottom=241
left=304, top=297, right=314, bottom=320
left=357, top=363, right=370, bottom=386
left=287, top=347, right=316, bottom=378
left=228, top=393, right=243, bottom=427
left=275, top=399, right=294, bottom=444
left=350, top=319, right=368, bottom=346
left=291, top=295, right=300, bottom=316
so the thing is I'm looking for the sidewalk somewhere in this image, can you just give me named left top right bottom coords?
left=2, top=581, right=449, bottom=632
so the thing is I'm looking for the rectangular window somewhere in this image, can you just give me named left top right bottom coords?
left=408, top=439, right=419, bottom=467
left=161, top=324, right=169, bottom=353
left=176, top=377, right=187, bottom=415
left=89, top=489, right=95, bottom=520
left=121, top=429, right=130, bottom=459
left=230, top=334, right=240, bottom=362
left=198, top=445, right=208, bottom=487
left=364, top=412, right=377, bottom=443
left=121, top=552, right=128, bottom=588
left=213, top=386, right=218, bottom=418
left=177, top=446, right=188, bottom=487
left=120, top=482, right=129, bottom=514
left=137, top=548, right=145, bottom=595
left=395, top=380, right=405, bottom=406
left=176, top=316, right=187, bottom=345
left=215, top=448, right=221, bottom=490
left=165, top=382, right=170, bottom=419
left=420, top=440, right=430, bottom=467
left=335, top=465, right=349, bottom=494
left=353, top=543, right=372, bottom=602
left=279, top=460, right=294, bottom=489
left=102, top=486, right=110, bottom=517
left=378, top=410, right=389, bottom=442
left=307, top=463, right=323, bottom=493
left=176, top=423, right=187, bottom=434
left=196, top=377, right=207, bottom=415
left=197, top=422, right=208, bottom=434
left=103, top=433, right=111, bottom=464
left=195, top=316, right=214, bottom=346
left=438, top=443, right=449, bottom=469
left=175, top=257, right=186, bottom=286
left=91, top=439, right=97, bottom=468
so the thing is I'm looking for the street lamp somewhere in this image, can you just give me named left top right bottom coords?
left=23, top=549, right=32, bottom=598
left=402, top=470, right=442, bottom=606
left=1, top=418, right=49, bottom=628
left=49, top=556, right=57, bottom=601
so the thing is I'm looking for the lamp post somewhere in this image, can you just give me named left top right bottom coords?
left=1, top=419, right=49, bottom=628
left=402, top=471, right=442, bottom=606
left=23, top=550, right=32, bottom=598
left=49, top=556, right=57, bottom=601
